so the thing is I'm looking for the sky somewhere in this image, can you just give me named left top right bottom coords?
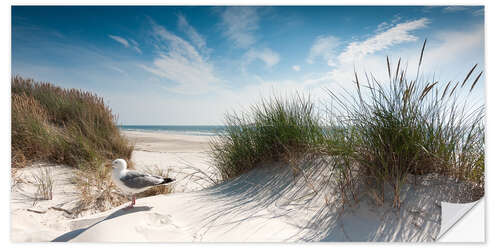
left=11, top=6, right=484, bottom=125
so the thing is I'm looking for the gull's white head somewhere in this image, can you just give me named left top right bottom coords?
left=112, top=159, right=127, bottom=171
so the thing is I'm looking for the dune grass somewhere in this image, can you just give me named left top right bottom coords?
left=32, top=167, right=55, bottom=202
left=209, top=95, right=324, bottom=180
left=326, top=41, right=484, bottom=207
left=11, top=76, right=133, bottom=169
left=12, top=76, right=136, bottom=213
left=71, top=161, right=128, bottom=214
left=137, top=167, right=175, bottom=197
left=210, top=41, right=484, bottom=208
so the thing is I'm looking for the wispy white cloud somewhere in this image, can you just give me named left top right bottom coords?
left=375, top=21, right=391, bottom=33
left=130, top=39, right=138, bottom=46
left=109, top=35, right=129, bottom=47
left=243, top=48, right=280, bottom=68
left=177, top=14, right=207, bottom=53
left=472, top=9, right=484, bottom=16
left=132, top=46, right=142, bottom=54
left=220, top=7, right=259, bottom=48
left=292, top=65, right=301, bottom=71
left=140, top=20, right=220, bottom=95
left=418, top=24, right=484, bottom=71
left=300, top=21, right=483, bottom=102
left=109, top=35, right=143, bottom=54
left=442, top=6, right=484, bottom=16
left=307, top=35, right=339, bottom=67
left=338, top=18, right=429, bottom=64
left=129, top=39, right=142, bottom=54
left=443, top=6, right=468, bottom=13
left=375, top=15, right=403, bottom=33
left=108, top=65, right=126, bottom=75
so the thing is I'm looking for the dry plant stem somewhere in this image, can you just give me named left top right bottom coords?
left=32, top=167, right=54, bottom=202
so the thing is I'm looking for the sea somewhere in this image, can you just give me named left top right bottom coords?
left=119, top=125, right=226, bottom=136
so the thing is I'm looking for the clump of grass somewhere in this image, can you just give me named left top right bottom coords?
left=137, top=166, right=175, bottom=197
left=11, top=76, right=133, bottom=169
left=72, top=162, right=127, bottom=215
left=32, top=167, right=54, bottom=201
left=326, top=40, right=484, bottom=207
left=11, top=168, right=23, bottom=190
left=209, top=41, right=484, bottom=209
left=72, top=163, right=174, bottom=215
left=209, top=94, right=324, bottom=180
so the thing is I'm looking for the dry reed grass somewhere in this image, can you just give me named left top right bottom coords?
left=31, top=167, right=54, bottom=201
left=11, top=76, right=133, bottom=170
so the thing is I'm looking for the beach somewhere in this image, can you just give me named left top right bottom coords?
left=11, top=129, right=481, bottom=242
left=10, top=5, right=486, bottom=243
left=10, top=130, right=215, bottom=241
left=122, top=130, right=217, bottom=192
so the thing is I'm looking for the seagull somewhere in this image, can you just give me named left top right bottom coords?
left=110, top=159, right=175, bottom=209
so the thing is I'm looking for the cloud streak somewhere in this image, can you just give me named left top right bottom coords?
left=220, top=7, right=259, bottom=48
left=442, top=6, right=468, bottom=13
left=244, top=48, right=280, bottom=68
left=338, top=18, right=429, bottom=63
left=129, top=39, right=142, bottom=54
left=307, top=35, right=340, bottom=67
left=140, top=19, right=220, bottom=95
left=178, top=14, right=207, bottom=53
left=109, top=35, right=142, bottom=54
left=109, top=35, right=129, bottom=47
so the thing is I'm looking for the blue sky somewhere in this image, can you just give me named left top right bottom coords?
left=12, top=6, right=484, bottom=125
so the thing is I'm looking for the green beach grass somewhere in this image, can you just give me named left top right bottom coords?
left=326, top=41, right=484, bottom=207
left=12, top=76, right=137, bottom=213
left=209, top=95, right=325, bottom=180
left=210, top=41, right=484, bottom=207
left=11, top=76, right=133, bottom=169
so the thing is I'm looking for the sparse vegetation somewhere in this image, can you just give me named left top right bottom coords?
left=137, top=167, right=175, bottom=197
left=210, top=41, right=485, bottom=208
left=71, top=162, right=127, bottom=215
left=209, top=95, right=324, bottom=180
left=32, top=167, right=54, bottom=201
left=11, top=76, right=133, bottom=169
left=71, top=163, right=175, bottom=215
left=326, top=41, right=484, bottom=207
left=12, top=76, right=135, bottom=214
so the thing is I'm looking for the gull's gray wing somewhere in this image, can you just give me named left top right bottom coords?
left=119, top=170, right=163, bottom=189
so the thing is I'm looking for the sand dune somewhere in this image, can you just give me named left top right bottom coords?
left=11, top=130, right=481, bottom=242
left=55, top=162, right=478, bottom=242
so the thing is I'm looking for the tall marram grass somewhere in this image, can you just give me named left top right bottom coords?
left=209, top=41, right=484, bottom=208
left=326, top=40, right=484, bottom=207
left=209, top=95, right=324, bottom=180
left=11, top=76, right=133, bottom=169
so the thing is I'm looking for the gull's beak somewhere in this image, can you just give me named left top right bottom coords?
left=105, top=162, right=114, bottom=168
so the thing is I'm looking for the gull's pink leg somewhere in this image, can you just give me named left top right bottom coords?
left=125, top=195, right=136, bottom=209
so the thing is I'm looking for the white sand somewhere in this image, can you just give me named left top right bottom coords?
left=10, top=164, right=80, bottom=241
left=10, top=130, right=216, bottom=242
left=11, top=130, right=482, bottom=242
left=123, top=130, right=218, bottom=191
left=58, top=165, right=479, bottom=242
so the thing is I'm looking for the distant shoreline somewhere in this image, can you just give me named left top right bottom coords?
left=119, top=125, right=225, bottom=137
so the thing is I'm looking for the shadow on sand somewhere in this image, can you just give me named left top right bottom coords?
left=52, top=206, right=152, bottom=242
left=52, top=157, right=483, bottom=242
left=179, top=156, right=481, bottom=242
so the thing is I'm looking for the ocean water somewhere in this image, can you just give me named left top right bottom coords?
left=119, top=125, right=226, bottom=136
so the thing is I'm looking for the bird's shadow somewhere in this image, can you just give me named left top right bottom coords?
left=52, top=206, right=152, bottom=242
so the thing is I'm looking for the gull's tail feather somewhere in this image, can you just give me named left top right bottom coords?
left=160, top=177, right=175, bottom=185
